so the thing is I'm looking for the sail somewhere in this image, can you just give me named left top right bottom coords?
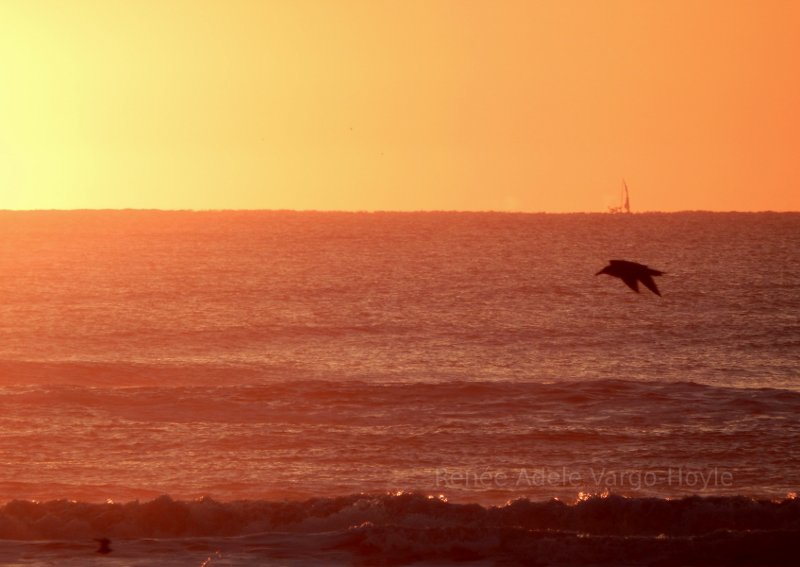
left=623, top=180, right=630, bottom=213
left=607, top=180, right=632, bottom=213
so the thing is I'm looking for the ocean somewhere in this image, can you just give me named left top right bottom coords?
left=0, top=210, right=798, bottom=565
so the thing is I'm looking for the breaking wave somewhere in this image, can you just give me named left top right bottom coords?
left=1, top=492, right=798, bottom=565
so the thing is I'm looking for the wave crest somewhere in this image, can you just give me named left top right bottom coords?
left=1, top=492, right=798, bottom=540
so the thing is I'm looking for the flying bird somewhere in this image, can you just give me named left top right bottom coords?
left=596, top=260, right=664, bottom=296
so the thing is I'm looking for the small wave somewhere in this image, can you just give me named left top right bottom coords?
left=1, top=492, right=798, bottom=540
left=1, top=493, right=799, bottom=565
left=4, top=376, right=798, bottom=424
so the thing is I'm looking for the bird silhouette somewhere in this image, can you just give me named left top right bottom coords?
left=596, top=260, right=664, bottom=296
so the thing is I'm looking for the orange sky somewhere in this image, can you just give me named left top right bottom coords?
left=1, top=0, right=798, bottom=212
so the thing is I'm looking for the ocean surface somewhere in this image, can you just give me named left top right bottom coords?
left=0, top=210, right=798, bottom=565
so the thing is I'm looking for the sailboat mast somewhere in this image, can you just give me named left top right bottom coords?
left=623, top=180, right=630, bottom=213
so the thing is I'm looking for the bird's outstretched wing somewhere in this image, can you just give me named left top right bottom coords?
left=621, top=275, right=640, bottom=293
left=639, top=274, right=661, bottom=296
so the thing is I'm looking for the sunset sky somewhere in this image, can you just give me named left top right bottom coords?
left=1, top=0, right=798, bottom=212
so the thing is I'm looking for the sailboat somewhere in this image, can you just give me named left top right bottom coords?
left=608, top=180, right=631, bottom=213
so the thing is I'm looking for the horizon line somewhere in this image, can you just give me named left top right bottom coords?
left=0, top=208, right=798, bottom=215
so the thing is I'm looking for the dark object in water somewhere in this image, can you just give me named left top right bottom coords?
left=596, top=260, right=664, bottom=296
left=94, top=537, right=112, bottom=554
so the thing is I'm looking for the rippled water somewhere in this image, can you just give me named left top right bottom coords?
left=0, top=210, right=798, bottom=564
